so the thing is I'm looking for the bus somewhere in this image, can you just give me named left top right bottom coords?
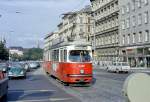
left=43, top=40, right=93, bottom=85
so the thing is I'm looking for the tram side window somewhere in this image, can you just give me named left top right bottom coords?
left=60, top=50, right=64, bottom=62
left=52, top=50, right=59, bottom=61
left=64, top=50, right=67, bottom=62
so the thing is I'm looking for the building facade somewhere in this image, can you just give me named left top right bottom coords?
left=57, top=6, right=92, bottom=42
left=119, top=0, right=150, bottom=67
left=90, top=0, right=119, bottom=62
left=44, top=32, right=58, bottom=61
left=9, top=47, right=24, bottom=56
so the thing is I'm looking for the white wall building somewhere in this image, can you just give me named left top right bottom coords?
left=90, top=0, right=119, bottom=62
left=9, top=47, right=24, bottom=56
left=57, top=6, right=93, bottom=42
left=44, top=32, right=58, bottom=61
left=119, top=0, right=150, bottom=67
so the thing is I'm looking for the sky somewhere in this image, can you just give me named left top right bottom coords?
left=0, top=0, right=90, bottom=48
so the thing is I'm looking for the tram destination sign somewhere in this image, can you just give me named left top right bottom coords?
left=75, top=46, right=87, bottom=50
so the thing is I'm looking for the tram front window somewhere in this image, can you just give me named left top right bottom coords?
left=69, top=50, right=91, bottom=62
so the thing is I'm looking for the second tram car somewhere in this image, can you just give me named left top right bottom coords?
left=43, top=40, right=93, bottom=84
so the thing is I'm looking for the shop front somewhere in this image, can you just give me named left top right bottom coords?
left=121, top=47, right=150, bottom=68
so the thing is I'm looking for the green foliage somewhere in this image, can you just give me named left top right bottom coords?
left=10, top=53, right=23, bottom=61
left=23, top=48, right=43, bottom=60
left=0, top=42, right=9, bottom=61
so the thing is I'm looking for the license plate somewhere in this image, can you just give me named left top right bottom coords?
left=80, top=70, right=84, bottom=74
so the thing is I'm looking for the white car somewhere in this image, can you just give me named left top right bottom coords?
left=107, top=62, right=130, bottom=73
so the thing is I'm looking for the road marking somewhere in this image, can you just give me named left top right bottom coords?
left=8, top=89, right=56, bottom=93
left=49, top=97, right=72, bottom=101
left=8, top=97, right=72, bottom=102
left=8, top=99, right=50, bottom=102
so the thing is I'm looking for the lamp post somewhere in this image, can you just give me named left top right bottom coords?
left=8, top=30, right=14, bottom=61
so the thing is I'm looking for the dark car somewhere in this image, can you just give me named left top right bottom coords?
left=8, top=63, right=26, bottom=79
left=0, top=71, right=8, bottom=101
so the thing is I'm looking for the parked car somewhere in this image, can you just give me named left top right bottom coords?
left=106, top=62, right=130, bottom=73
left=0, top=71, right=8, bottom=101
left=8, top=63, right=26, bottom=79
left=24, top=63, right=30, bottom=71
left=28, top=62, right=40, bottom=70
left=0, top=63, right=8, bottom=73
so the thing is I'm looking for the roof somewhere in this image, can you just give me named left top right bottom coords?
left=44, top=32, right=58, bottom=40
left=50, top=39, right=91, bottom=50
left=9, top=47, right=23, bottom=51
left=61, top=5, right=92, bottom=19
left=90, top=0, right=95, bottom=2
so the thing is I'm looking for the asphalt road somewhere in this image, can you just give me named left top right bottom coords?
left=6, top=68, right=80, bottom=102
left=5, top=66, right=145, bottom=102
left=47, top=68, right=131, bottom=102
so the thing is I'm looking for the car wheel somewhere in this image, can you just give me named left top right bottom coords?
left=106, top=68, right=109, bottom=72
left=116, top=69, right=119, bottom=73
left=24, top=75, right=26, bottom=79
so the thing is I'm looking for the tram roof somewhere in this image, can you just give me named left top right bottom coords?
left=50, top=40, right=91, bottom=50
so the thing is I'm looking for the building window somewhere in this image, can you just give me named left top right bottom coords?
left=145, top=30, right=149, bottom=42
left=123, top=35, right=125, bottom=44
left=88, top=17, right=91, bottom=23
left=122, top=6, right=125, bottom=14
left=87, top=25, right=90, bottom=32
left=80, top=25, right=83, bottom=33
left=138, top=14, right=142, bottom=25
left=132, top=16, right=136, bottom=27
left=126, top=3, right=130, bottom=13
left=144, top=0, right=148, bottom=5
left=132, top=1, right=135, bottom=11
left=112, top=35, right=115, bottom=43
left=137, top=0, right=141, bottom=8
left=144, top=11, right=149, bottom=24
left=79, top=17, right=83, bottom=23
left=122, top=20, right=125, bottom=29
left=133, top=33, right=136, bottom=43
left=127, top=34, right=130, bottom=44
left=138, top=32, right=142, bottom=42
left=126, top=18, right=130, bottom=28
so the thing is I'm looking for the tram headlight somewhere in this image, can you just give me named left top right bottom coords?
left=80, top=69, right=84, bottom=74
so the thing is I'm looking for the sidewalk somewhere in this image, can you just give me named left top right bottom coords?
left=93, top=65, right=150, bottom=73
left=130, top=67, right=150, bottom=73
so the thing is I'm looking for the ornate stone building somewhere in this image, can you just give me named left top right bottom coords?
left=57, top=6, right=93, bottom=42
left=90, top=0, right=119, bottom=62
left=119, top=0, right=150, bottom=67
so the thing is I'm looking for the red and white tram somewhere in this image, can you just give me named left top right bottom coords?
left=43, top=40, right=93, bottom=85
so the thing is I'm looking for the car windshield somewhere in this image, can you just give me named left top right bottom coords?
left=10, top=63, right=23, bottom=68
left=122, top=63, right=128, bottom=66
left=69, top=50, right=91, bottom=62
left=0, top=63, right=7, bottom=67
left=113, top=62, right=128, bottom=66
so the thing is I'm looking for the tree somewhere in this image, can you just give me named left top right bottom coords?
left=0, top=42, right=9, bottom=61
left=22, top=48, right=43, bottom=60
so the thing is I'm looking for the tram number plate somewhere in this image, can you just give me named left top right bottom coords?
left=80, top=70, right=84, bottom=74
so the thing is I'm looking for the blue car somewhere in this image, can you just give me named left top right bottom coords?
left=8, top=63, right=26, bottom=79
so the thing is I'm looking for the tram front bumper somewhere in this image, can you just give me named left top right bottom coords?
left=66, top=74, right=93, bottom=83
